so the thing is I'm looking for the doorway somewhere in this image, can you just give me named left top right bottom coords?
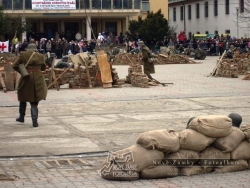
left=44, top=23, right=58, bottom=39
left=106, top=22, right=117, bottom=36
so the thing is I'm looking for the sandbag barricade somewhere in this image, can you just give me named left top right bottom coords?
left=100, top=115, right=250, bottom=181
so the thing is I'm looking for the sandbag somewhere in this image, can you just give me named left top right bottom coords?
left=100, top=144, right=164, bottom=180
left=105, top=144, right=163, bottom=173
left=187, top=115, right=232, bottom=137
left=214, top=160, right=248, bottom=173
left=136, top=129, right=180, bottom=153
left=180, top=166, right=213, bottom=176
left=199, top=147, right=231, bottom=168
left=231, top=141, right=250, bottom=160
left=179, top=129, right=216, bottom=152
left=240, top=124, right=250, bottom=139
left=140, top=165, right=179, bottom=179
left=99, top=164, right=139, bottom=181
left=165, top=149, right=200, bottom=164
left=213, top=127, right=245, bottom=152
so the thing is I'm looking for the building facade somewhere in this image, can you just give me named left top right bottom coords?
left=168, top=0, right=248, bottom=39
left=0, top=0, right=168, bottom=41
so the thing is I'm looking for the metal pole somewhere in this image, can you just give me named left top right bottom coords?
left=236, top=8, right=239, bottom=38
left=183, top=4, right=186, bottom=33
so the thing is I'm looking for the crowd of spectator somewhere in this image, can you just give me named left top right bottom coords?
left=11, top=30, right=250, bottom=58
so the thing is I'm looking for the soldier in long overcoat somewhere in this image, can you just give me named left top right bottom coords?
left=138, top=40, right=156, bottom=79
left=12, top=42, right=47, bottom=127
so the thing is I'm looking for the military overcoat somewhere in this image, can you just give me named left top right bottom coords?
left=142, top=46, right=155, bottom=74
left=12, top=51, right=47, bottom=102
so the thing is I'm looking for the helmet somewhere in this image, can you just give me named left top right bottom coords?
left=228, top=113, right=242, bottom=128
left=26, top=43, right=38, bottom=51
left=138, top=41, right=145, bottom=45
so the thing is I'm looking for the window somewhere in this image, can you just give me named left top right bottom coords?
left=240, top=0, right=244, bottom=13
left=196, top=3, right=200, bottom=18
left=225, top=29, right=230, bottom=34
left=142, top=0, right=150, bottom=11
left=124, top=0, right=132, bottom=9
left=188, top=5, right=191, bottom=20
left=2, top=0, right=12, bottom=10
left=214, top=0, right=218, bottom=16
left=205, top=2, right=209, bottom=17
left=205, top=31, right=209, bottom=34
left=134, top=0, right=141, bottom=9
left=225, top=0, right=230, bottom=14
left=215, top=30, right=218, bottom=35
left=180, top=6, right=184, bottom=21
left=173, top=7, right=176, bottom=21
left=197, top=32, right=200, bottom=34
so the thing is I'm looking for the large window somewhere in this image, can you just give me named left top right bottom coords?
left=2, top=0, right=12, bottom=10
left=14, top=0, right=23, bottom=10
left=142, top=0, right=150, bottom=11
left=134, top=0, right=141, bottom=9
left=214, top=0, right=218, bottom=16
left=102, top=0, right=111, bottom=9
left=196, top=3, right=200, bottom=18
left=92, top=0, right=101, bottom=9
left=240, top=0, right=244, bottom=13
left=188, top=5, right=191, bottom=20
left=225, top=0, right=230, bottom=14
left=25, top=0, right=32, bottom=10
left=124, top=0, right=132, bottom=9
left=180, top=6, right=184, bottom=21
left=204, top=2, right=209, bottom=17
left=173, top=7, right=176, bottom=21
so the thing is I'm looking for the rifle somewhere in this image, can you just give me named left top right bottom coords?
left=149, top=77, right=173, bottom=87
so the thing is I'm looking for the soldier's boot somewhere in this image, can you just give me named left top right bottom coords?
left=16, top=102, right=27, bottom=123
left=31, top=107, right=39, bottom=127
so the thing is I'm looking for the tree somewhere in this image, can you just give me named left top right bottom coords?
left=0, top=6, right=31, bottom=40
left=128, top=9, right=173, bottom=43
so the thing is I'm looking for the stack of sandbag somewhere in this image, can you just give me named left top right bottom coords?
left=100, top=115, right=250, bottom=181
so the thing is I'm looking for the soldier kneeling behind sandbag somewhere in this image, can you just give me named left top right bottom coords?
left=55, top=56, right=70, bottom=68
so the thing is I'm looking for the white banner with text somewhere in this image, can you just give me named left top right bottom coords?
left=32, top=0, right=76, bottom=10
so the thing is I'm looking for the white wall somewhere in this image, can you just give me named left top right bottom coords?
left=168, top=0, right=249, bottom=38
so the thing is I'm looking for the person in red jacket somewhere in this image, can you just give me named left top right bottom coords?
left=178, top=31, right=186, bottom=44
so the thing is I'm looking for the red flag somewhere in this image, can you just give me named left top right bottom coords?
left=0, top=41, right=9, bottom=53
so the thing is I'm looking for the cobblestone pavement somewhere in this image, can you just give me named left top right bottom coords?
left=0, top=156, right=249, bottom=188
left=0, top=56, right=250, bottom=187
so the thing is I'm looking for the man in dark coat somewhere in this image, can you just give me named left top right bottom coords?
left=138, top=40, right=156, bottom=80
left=12, top=42, right=47, bottom=127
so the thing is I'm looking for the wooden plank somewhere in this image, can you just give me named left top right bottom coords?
left=0, top=73, right=7, bottom=92
left=79, top=54, right=92, bottom=88
left=52, top=71, right=60, bottom=91
left=97, top=54, right=112, bottom=84
left=49, top=58, right=56, bottom=85
left=4, top=64, right=14, bottom=91
left=102, top=83, right=112, bottom=88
